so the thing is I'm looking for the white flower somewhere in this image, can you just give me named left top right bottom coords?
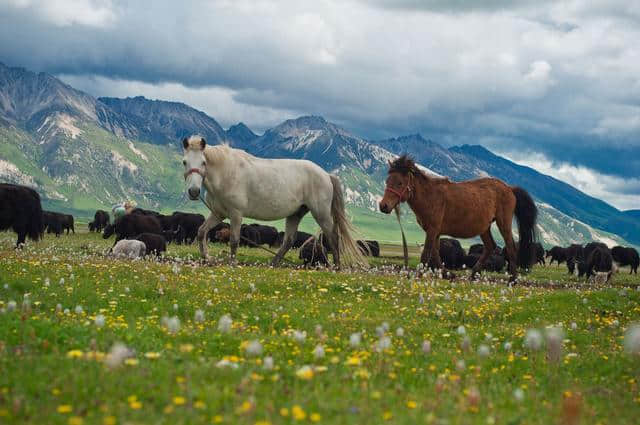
left=7, top=300, right=16, bottom=312
left=292, top=330, right=307, bottom=343
left=249, top=283, right=256, bottom=293
left=218, top=314, right=232, bottom=333
left=504, top=341, right=512, bottom=351
left=396, top=327, right=405, bottom=337
left=545, top=327, right=564, bottom=362
left=263, top=356, right=274, bottom=370
left=315, top=324, right=323, bottom=337
left=313, top=344, right=325, bottom=359
left=59, top=278, right=65, bottom=285
left=624, top=323, right=640, bottom=355
left=349, top=332, right=362, bottom=347
left=422, top=340, right=431, bottom=354
left=167, top=316, right=180, bottom=334
left=194, top=309, right=205, bottom=323
left=246, top=340, right=263, bottom=357
left=513, top=388, right=525, bottom=402
left=524, top=329, right=543, bottom=351
left=74, top=305, right=84, bottom=314
left=457, top=325, right=466, bottom=335
left=63, top=308, right=70, bottom=315
left=173, top=303, right=179, bottom=311
left=105, top=342, right=133, bottom=369
left=44, top=277, right=50, bottom=287
left=478, top=344, right=490, bottom=358
left=582, top=298, right=588, bottom=305
left=456, top=359, right=466, bottom=371
left=94, top=314, right=105, bottom=328
left=485, top=333, right=493, bottom=341
left=376, top=336, right=392, bottom=352
left=570, top=322, right=577, bottom=330
left=206, top=300, right=213, bottom=307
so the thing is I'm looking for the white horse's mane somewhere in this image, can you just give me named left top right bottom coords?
left=202, top=142, right=255, bottom=164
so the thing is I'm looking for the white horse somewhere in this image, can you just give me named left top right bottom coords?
left=181, top=135, right=363, bottom=267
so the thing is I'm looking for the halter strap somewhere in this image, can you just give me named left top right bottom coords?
left=384, top=173, right=413, bottom=203
left=184, top=168, right=205, bottom=180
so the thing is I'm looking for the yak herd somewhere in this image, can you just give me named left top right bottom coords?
left=0, top=182, right=637, bottom=281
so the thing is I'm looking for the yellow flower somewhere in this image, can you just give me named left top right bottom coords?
left=68, top=417, right=84, bottom=425
left=173, top=396, right=186, bottom=405
left=124, top=358, right=139, bottom=366
left=212, top=415, right=224, bottom=423
left=280, top=407, right=289, bottom=417
left=102, top=416, right=116, bottom=425
left=382, top=411, right=393, bottom=420
left=236, top=400, right=253, bottom=415
left=371, top=391, right=381, bottom=400
left=406, top=400, right=417, bottom=409
left=129, top=401, right=142, bottom=410
left=66, top=350, right=84, bottom=359
left=255, top=421, right=272, bottom=425
left=310, top=412, right=321, bottom=422
left=163, top=405, right=174, bottom=414
left=292, top=405, right=306, bottom=421
left=144, top=352, right=161, bottom=359
left=179, top=344, right=194, bottom=353
left=296, top=366, right=314, bottom=380
left=354, top=368, right=370, bottom=380
left=345, top=356, right=361, bottom=366
left=194, top=400, right=206, bottom=409
left=57, top=405, right=73, bottom=414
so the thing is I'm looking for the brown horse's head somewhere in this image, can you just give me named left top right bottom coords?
left=379, top=155, right=415, bottom=214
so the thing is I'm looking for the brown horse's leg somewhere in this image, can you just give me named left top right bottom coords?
left=495, top=216, right=518, bottom=281
left=471, top=229, right=496, bottom=279
left=420, top=231, right=440, bottom=270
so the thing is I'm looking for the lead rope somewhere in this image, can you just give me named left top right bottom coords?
left=395, top=205, right=409, bottom=269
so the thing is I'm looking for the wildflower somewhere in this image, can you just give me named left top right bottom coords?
left=292, top=330, right=307, bottom=343
left=624, top=323, right=640, bottom=356
left=524, top=329, right=543, bottom=351
left=167, top=316, right=180, bottom=334
left=349, top=332, right=361, bottom=347
left=74, top=305, right=83, bottom=314
left=296, top=365, right=314, bottom=380
left=173, top=303, right=178, bottom=311
left=570, top=322, right=578, bottom=330
left=406, top=400, right=417, bottom=409
left=315, top=324, right=323, bottom=337
left=173, top=396, right=186, bottom=405
left=94, top=314, right=105, bottom=328
left=66, top=350, right=84, bottom=359
left=546, top=327, right=564, bottom=363
left=292, top=405, right=306, bottom=421
left=396, top=327, right=405, bottom=337
left=513, top=388, right=525, bottom=402
left=245, top=340, right=263, bottom=357
left=456, top=359, right=466, bottom=371
left=376, top=336, right=392, bottom=352
left=194, top=309, right=205, bottom=323
left=218, top=314, right=232, bottom=333
left=263, top=356, right=274, bottom=370
left=57, top=404, right=73, bottom=413
left=422, top=340, right=431, bottom=354
left=314, top=344, right=325, bottom=359
left=457, top=325, right=466, bottom=335
left=461, top=336, right=471, bottom=353
left=144, top=352, right=161, bottom=359
left=280, top=407, right=289, bottom=417
left=7, top=300, right=16, bottom=312
left=56, top=303, right=62, bottom=313
left=216, top=359, right=239, bottom=369
left=105, top=342, right=133, bottom=369
left=478, top=344, right=490, bottom=358
left=310, top=413, right=321, bottom=422
left=504, top=341, right=512, bottom=351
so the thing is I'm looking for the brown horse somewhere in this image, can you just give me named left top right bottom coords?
left=379, top=155, right=538, bottom=281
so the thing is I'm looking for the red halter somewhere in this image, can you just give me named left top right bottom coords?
left=384, top=173, right=413, bottom=203
left=184, top=168, right=205, bottom=180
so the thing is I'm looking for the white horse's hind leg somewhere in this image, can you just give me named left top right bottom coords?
left=272, top=206, right=308, bottom=266
left=311, top=208, right=339, bottom=268
left=198, top=213, right=222, bottom=261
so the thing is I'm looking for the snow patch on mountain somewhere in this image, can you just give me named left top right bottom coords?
left=111, top=150, right=138, bottom=175
left=0, top=159, right=36, bottom=186
left=128, top=141, right=148, bottom=161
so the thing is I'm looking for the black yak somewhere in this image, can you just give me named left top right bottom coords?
left=357, top=240, right=380, bottom=257
left=439, top=238, right=465, bottom=269
left=208, top=222, right=231, bottom=243
left=43, top=211, right=63, bottom=237
left=0, top=183, right=44, bottom=247
left=545, top=246, right=568, bottom=266
left=89, top=210, right=110, bottom=232
left=578, top=245, right=613, bottom=282
left=170, top=212, right=205, bottom=244
left=299, top=237, right=330, bottom=267
left=276, top=231, right=313, bottom=249
left=103, top=214, right=163, bottom=244
left=611, top=246, right=639, bottom=274
left=135, top=233, right=167, bottom=256
left=248, top=223, right=279, bottom=247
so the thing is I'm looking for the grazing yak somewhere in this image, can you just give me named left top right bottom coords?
left=545, top=246, right=568, bottom=266
left=503, top=242, right=544, bottom=268
left=439, top=238, right=465, bottom=269
left=462, top=253, right=505, bottom=272
left=103, top=214, right=163, bottom=244
left=43, top=211, right=63, bottom=237
left=0, top=183, right=45, bottom=247
left=565, top=244, right=585, bottom=274
left=215, top=227, right=231, bottom=243
left=135, top=233, right=167, bottom=256
left=468, top=244, right=484, bottom=256
left=112, top=239, right=146, bottom=259
left=170, top=212, right=205, bottom=244
left=248, top=223, right=280, bottom=247
left=208, top=222, right=231, bottom=243
left=240, top=224, right=262, bottom=247
left=611, top=246, right=639, bottom=274
left=357, top=240, right=380, bottom=257
left=578, top=245, right=613, bottom=282
left=299, top=237, right=330, bottom=267
left=89, top=210, right=110, bottom=232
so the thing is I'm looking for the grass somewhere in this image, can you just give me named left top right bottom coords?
left=1, top=231, right=639, bottom=425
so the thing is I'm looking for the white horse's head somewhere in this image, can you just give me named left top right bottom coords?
left=182, top=135, right=207, bottom=200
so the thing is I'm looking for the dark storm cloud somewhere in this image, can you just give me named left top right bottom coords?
left=0, top=0, right=638, bottom=208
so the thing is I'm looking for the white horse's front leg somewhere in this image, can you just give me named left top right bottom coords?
left=198, top=213, right=222, bottom=261
left=229, top=213, right=242, bottom=265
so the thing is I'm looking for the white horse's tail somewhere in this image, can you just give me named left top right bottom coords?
left=330, top=175, right=367, bottom=267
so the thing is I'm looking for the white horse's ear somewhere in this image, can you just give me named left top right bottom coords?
left=200, top=138, right=206, bottom=150
left=182, top=137, right=189, bottom=149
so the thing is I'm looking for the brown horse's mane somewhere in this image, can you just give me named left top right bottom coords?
left=388, top=155, right=447, bottom=183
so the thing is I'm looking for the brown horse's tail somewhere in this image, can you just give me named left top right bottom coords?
left=330, top=175, right=367, bottom=267
left=512, top=187, right=538, bottom=269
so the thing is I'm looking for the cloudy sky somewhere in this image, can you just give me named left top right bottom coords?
left=0, top=0, right=638, bottom=209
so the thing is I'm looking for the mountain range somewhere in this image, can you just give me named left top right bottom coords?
left=0, top=62, right=637, bottom=247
